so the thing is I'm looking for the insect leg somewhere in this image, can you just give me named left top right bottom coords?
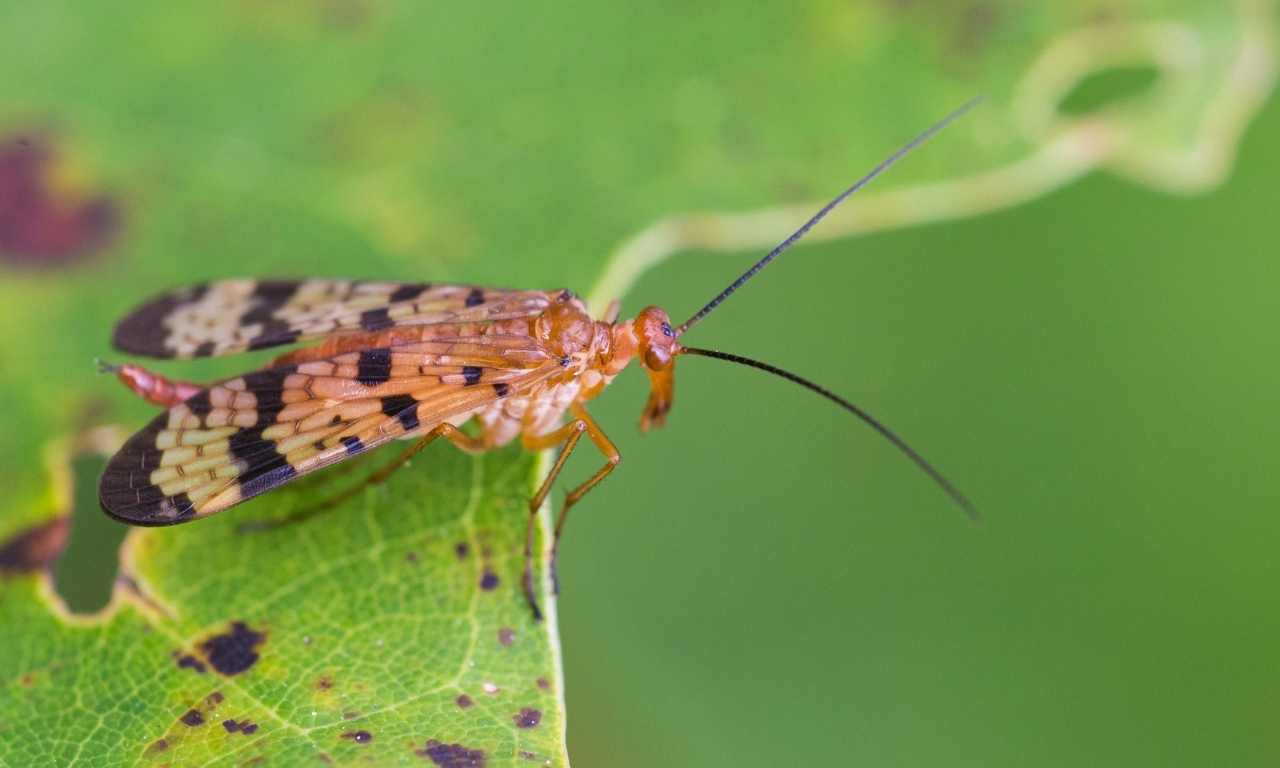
left=98, top=361, right=203, bottom=407
left=238, top=423, right=485, bottom=533
left=520, top=420, right=588, bottom=621
left=551, top=403, right=620, bottom=592
left=519, top=404, right=620, bottom=619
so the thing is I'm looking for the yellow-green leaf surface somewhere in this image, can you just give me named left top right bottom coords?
left=1, top=1, right=1273, bottom=766
left=5, top=447, right=564, bottom=766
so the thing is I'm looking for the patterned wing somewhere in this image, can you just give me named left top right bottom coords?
left=111, top=279, right=555, bottom=359
left=99, top=340, right=558, bottom=525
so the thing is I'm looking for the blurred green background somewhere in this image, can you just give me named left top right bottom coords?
left=2, top=1, right=1278, bottom=766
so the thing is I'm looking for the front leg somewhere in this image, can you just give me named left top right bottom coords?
left=520, top=402, right=621, bottom=620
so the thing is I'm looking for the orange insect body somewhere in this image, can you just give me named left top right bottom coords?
left=108, top=292, right=675, bottom=448
left=100, top=101, right=981, bottom=619
left=484, top=301, right=680, bottom=438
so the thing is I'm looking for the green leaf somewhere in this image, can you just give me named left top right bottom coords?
left=0, top=1, right=1273, bottom=766
left=3, top=443, right=565, bottom=766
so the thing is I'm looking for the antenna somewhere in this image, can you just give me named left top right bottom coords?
left=680, top=346, right=978, bottom=520
left=675, top=97, right=982, bottom=337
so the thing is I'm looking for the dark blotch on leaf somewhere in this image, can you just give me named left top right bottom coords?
left=341, top=730, right=373, bottom=744
left=454, top=542, right=469, bottom=559
left=536, top=677, right=550, bottom=690
left=174, top=653, right=206, bottom=674
left=416, top=739, right=487, bottom=767
left=455, top=694, right=473, bottom=709
left=497, top=628, right=514, bottom=647
left=513, top=708, right=541, bottom=729
left=180, top=709, right=204, bottom=727
left=0, top=134, right=119, bottom=269
left=479, top=569, right=499, bottom=591
left=316, top=676, right=334, bottom=690
left=145, top=739, right=168, bottom=756
left=222, top=718, right=259, bottom=736
left=199, top=621, right=266, bottom=675
left=0, top=516, right=70, bottom=573
left=519, top=751, right=538, bottom=761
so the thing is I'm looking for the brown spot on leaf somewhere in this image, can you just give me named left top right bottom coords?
left=454, top=694, right=473, bottom=709
left=199, top=621, right=266, bottom=675
left=19, top=673, right=34, bottom=687
left=316, top=675, right=334, bottom=691
left=341, top=730, right=373, bottom=744
left=519, top=751, right=538, bottom=761
left=479, top=569, right=499, bottom=591
left=0, top=516, right=70, bottom=574
left=416, top=739, right=486, bottom=767
left=454, top=542, right=469, bottom=559
left=406, top=551, right=420, bottom=564
left=174, top=653, right=206, bottom=674
left=497, top=628, right=514, bottom=647
left=0, top=133, right=119, bottom=269
left=513, top=708, right=541, bottom=729
left=206, top=691, right=224, bottom=706
left=180, top=709, right=205, bottom=727
left=145, top=738, right=169, bottom=756
left=342, top=710, right=361, bottom=720
left=220, top=718, right=259, bottom=736
left=536, top=677, right=550, bottom=691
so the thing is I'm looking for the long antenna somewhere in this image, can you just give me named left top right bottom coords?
left=680, top=346, right=978, bottom=520
left=675, top=97, right=982, bottom=337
